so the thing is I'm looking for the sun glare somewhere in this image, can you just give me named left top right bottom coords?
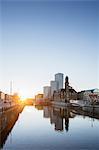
left=20, top=95, right=28, bottom=101
left=19, top=90, right=30, bottom=101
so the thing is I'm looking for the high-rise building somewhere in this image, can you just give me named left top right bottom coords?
left=43, top=86, right=51, bottom=99
left=50, top=81, right=58, bottom=97
left=55, top=73, right=63, bottom=90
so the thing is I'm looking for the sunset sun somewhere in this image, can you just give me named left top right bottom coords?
left=20, top=94, right=29, bottom=101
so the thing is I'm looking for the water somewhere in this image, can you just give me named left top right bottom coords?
left=1, top=106, right=99, bottom=150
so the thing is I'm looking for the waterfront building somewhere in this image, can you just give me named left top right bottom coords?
left=35, top=94, right=44, bottom=105
left=53, top=89, right=66, bottom=102
left=0, top=92, right=11, bottom=103
left=55, top=73, right=63, bottom=90
left=5, top=94, right=10, bottom=103
left=0, top=91, right=5, bottom=102
left=43, top=86, right=51, bottom=100
left=77, top=88, right=99, bottom=105
left=0, top=91, right=20, bottom=110
left=50, top=81, right=58, bottom=97
left=53, top=76, right=77, bottom=103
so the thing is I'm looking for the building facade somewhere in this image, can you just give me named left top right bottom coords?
left=35, top=94, right=44, bottom=105
left=77, top=89, right=99, bottom=105
left=0, top=91, right=5, bottom=102
left=50, top=81, right=58, bottom=97
left=43, top=86, right=51, bottom=100
left=53, top=76, right=77, bottom=103
left=55, top=73, right=63, bottom=90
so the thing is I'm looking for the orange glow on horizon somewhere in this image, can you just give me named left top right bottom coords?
left=20, top=95, right=29, bottom=101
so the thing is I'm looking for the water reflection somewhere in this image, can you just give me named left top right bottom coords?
left=43, top=105, right=99, bottom=133
left=43, top=106, right=71, bottom=132
left=0, top=105, right=24, bottom=149
left=1, top=105, right=99, bottom=150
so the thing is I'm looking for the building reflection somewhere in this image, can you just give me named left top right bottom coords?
left=43, top=106, right=75, bottom=132
left=0, top=105, right=24, bottom=149
left=35, top=105, right=44, bottom=110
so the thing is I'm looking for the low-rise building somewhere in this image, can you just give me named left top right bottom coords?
left=77, top=88, right=99, bottom=105
left=0, top=91, right=20, bottom=105
left=0, top=91, right=5, bottom=102
left=5, top=94, right=10, bottom=102
left=35, top=94, right=44, bottom=105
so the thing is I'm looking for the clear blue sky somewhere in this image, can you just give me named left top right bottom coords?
left=0, top=0, right=99, bottom=98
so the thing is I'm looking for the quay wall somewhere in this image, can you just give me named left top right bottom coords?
left=0, top=105, right=24, bottom=148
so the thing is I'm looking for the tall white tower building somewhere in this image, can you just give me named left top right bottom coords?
left=43, top=86, right=51, bottom=99
left=50, top=81, right=58, bottom=97
left=55, top=73, right=63, bottom=90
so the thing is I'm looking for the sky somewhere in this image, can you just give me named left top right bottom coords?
left=0, top=0, right=99, bottom=98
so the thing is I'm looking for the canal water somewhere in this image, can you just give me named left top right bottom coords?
left=1, top=106, right=99, bottom=150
